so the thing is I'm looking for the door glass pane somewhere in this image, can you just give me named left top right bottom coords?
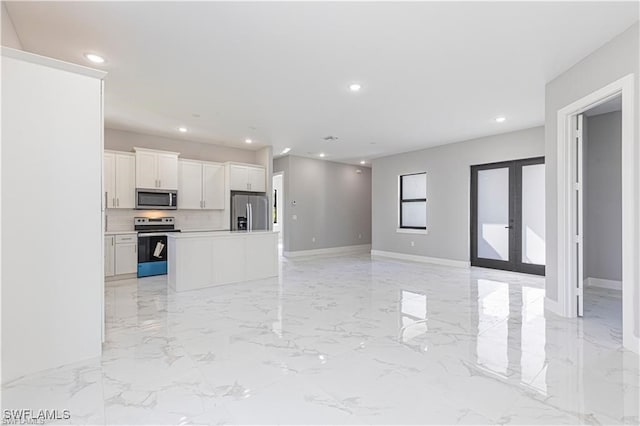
left=522, top=164, right=545, bottom=265
left=477, top=168, right=509, bottom=261
left=402, top=173, right=426, bottom=200
left=401, top=201, right=426, bottom=228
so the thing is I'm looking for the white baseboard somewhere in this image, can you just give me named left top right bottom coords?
left=585, top=277, right=622, bottom=291
left=284, top=244, right=371, bottom=258
left=544, top=297, right=564, bottom=316
left=370, top=250, right=469, bottom=268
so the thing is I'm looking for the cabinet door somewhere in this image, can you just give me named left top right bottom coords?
left=104, top=236, right=115, bottom=277
left=178, top=160, right=203, bottom=209
left=229, top=165, right=249, bottom=191
left=104, top=153, right=116, bottom=208
left=135, top=151, right=157, bottom=189
left=115, top=242, right=137, bottom=275
left=247, top=166, right=266, bottom=192
left=157, top=153, right=178, bottom=190
left=203, top=163, right=225, bottom=209
left=115, top=153, right=135, bottom=208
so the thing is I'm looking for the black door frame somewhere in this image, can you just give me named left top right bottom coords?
left=470, top=157, right=545, bottom=276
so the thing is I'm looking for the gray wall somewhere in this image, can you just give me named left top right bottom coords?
left=273, top=155, right=371, bottom=253
left=372, top=126, right=544, bottom=262
left=105, top=128, right=257, bottom=164
left=584, top=111, right=622, bottom=282
left=544, top=22, right=638, bottom=341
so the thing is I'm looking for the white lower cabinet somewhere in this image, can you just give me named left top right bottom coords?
left=168, top=231, right=278, bottom=292
left=115, top=234, right=137, bottom=275
left=105, top=233, right=137, bottom=277
left=105, top=236, right=115, bottom=277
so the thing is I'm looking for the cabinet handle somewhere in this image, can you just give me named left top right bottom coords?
left=158, top=179, right=161, bottom=188
left=111, top=238, right=114, bottom=246
left=116, top=198, right=120, bottom=207
left=112, top=198, right=116, bottom=207
left=203, top=200, right=206, bottom=208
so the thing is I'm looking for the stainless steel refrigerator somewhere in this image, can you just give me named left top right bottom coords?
left=231, top=191, right=269, bottom=231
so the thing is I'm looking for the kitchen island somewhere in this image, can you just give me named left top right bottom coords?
left=167, top=230, right=279, bottom=292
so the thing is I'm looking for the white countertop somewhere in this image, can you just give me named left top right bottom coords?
left=167, top=230, right=279, bottom=239
left=104, top=231, right=137, bottom=236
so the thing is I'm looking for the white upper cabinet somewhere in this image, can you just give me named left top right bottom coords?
left=178, top=160, right=204, bottom=209
left=247, top=167, right=266, bottom=192
left=203, top=163, right=225, bottom=209
left=104, top=151, right=135, bottom=209
left=178, top=159, right=225, bottom=210
left=135, top=150, right=157, bottom=189
left=104, top=152, right=116, bottom=208
left=157, top=153, right=179, bottom=190
left=134, top=147, right=179, bottom=190
left=228, top=164, right=266, bottom=192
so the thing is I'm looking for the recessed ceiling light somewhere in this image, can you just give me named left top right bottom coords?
left=495, top=116, right=506, bottom=123
left=84, top=53, right=105, bottom=64
left=319, top=153, right=326, bottom=158
left=178, top=127, right=188, bottom=133
left=349, top=83, right=361, bottom=92
left=281, top=147, right=291, bottom=154
left=245, top=139, right=252, bottom=144
left=360, top=160, right=366, bottom=165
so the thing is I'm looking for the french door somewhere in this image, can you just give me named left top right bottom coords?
left=470, top=157, right=545, bottom=276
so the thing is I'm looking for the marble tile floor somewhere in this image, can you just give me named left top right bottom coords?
left=2, top=254, right=638, bottom=425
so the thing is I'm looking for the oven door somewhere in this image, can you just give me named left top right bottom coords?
left=136, top=189, right=177, bottom=210
left=137, top=234, right=168, bottom=277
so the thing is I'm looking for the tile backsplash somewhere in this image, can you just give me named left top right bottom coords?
left=106, top=208, right=229, bottom=232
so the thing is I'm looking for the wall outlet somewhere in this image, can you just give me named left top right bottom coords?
left=411, top=241, right=415, bottom=247
left=312, top=237, right=316, bottom=243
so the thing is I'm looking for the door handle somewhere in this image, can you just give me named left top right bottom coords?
left=505, top=226, right=513, bottom=229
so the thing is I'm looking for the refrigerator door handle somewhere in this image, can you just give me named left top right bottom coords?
left=248, top=203, right=253, bottom=230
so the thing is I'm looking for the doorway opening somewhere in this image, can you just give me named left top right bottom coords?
left=470, top=157, right=545, bottom=275
left=272, top=172, right=284, bottom=255
left=555, top=73, right=637, bottom=353
left=576, top=96, right=623, bottom=344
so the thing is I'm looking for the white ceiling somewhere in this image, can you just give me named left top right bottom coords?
left=6, top=2, right=639, bottom=164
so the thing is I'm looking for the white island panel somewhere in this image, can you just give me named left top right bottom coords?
left=168, top=231, right=278, bottom=292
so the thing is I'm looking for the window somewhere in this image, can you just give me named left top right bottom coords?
left=399, top=172, right=426, bottom=230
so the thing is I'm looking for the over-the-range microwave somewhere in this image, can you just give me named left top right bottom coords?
left=135, top=188, right=178, bottom=210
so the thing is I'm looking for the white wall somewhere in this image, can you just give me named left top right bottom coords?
left=2, top=50, right=104, bottom=383
left=1, top=2, right=22, bottom=49
left=372, top=126, right=544, bottom=262
left=584, top=111, right=622, bottom=282
left=544, top=22, right=638, bottom=339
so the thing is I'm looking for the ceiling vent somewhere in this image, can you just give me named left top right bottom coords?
left=323, top=136, right=339, bottom=142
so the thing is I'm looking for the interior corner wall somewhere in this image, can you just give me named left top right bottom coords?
left=274, top=155, right=372, bottom=253
left=1, top=2, right=23, bottom=49
left=544, top=22, right=638, bottom=340
left=105, top=128, right=258, bottom=164
left=372, top=126, right=544, bottom=262
left=583, top=111, right=622, bottom=283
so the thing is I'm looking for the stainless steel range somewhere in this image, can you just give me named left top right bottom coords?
left=135, top=217, right=180, bottom=277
